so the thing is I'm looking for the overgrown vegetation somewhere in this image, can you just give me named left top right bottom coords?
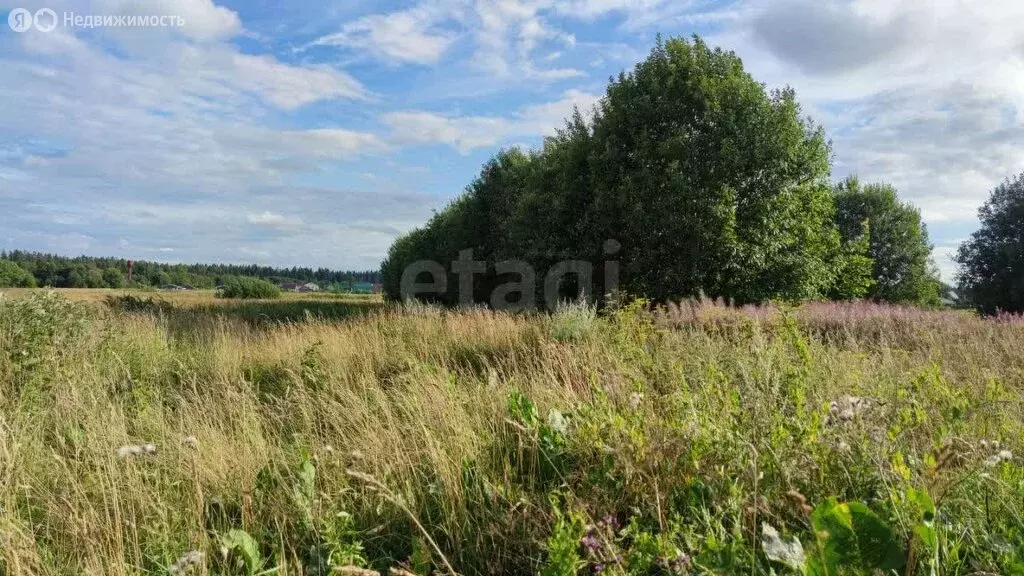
left=217, top=276, right=283, bottom=299
left=1, top=291, right=1021, bottom=575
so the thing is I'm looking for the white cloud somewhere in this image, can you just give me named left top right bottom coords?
left=228, top=53, right=368, bottom=108
left=248, top=211, right=305, bottom=230
left=382, top=88, right=600, bottom=153
left=95, top=0, right=243, bottom=41
left=312, top=0, right=590, bottom=81
left=0, top=1, right=422, bottom=269
left=309, top=5, right=456, bottom=65
left=697, top=0, right=1024, bottom=227
left=383, top=111, right=510, bottom=154
left=5, top=0, right=1024, bottom=273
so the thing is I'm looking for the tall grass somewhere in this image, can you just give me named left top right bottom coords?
left=0, top=292, right=1021, bottom=575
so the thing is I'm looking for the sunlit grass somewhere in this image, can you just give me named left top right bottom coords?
left=0, top=292, right=1021, bottom=575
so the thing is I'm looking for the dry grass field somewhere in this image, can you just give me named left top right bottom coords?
left=0, top=291, right=1021, bottom=575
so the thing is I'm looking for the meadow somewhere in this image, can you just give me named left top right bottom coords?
left=0, top=290, right=1022, bottom=575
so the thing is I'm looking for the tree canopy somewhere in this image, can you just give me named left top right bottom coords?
left=955, top=173, right=1024, bottom=313
left=833, top=177, right=940, bottom=306
left=0, top=260, right=36, bottom=288
left=382, top=36, right=846, bottom=306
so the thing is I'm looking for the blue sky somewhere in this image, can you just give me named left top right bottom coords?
left=1, top=0, right=1023, bottom=278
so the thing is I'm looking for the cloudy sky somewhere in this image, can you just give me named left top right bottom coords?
left=1, top=0, right=1022, bottom=277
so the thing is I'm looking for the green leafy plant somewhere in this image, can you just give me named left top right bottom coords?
left=540, top=504, right=586, bottom=576
left=219, top=529, right=273, bottom=576
left=550, top=300, right=599, bottom=343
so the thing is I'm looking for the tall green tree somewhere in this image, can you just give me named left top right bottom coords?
left=0, top=260, right=36, bottom=288
left=584, top=37, right=838, bottom=303
left=955, top=173, right=1024, bottom=313
left=833, top=177, right=940, bottom=305
left=102, top=267, right=124, bottom=288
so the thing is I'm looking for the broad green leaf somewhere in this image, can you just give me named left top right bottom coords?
left=811, top=499, right=905, bottom=573
left=221, top=528, right=263, bottom=576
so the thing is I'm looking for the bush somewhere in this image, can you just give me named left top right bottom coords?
left=217, top=277, right=281, bottom=299
left=550, top=300, right=599, bottom=343
left=0, top=291, right=91, bottom=386
left=103, top=294, right=175, bottom=315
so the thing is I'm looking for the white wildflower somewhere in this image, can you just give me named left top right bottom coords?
left=827, top=395, right=873, bottom=424
left=169, top=550, right=203, bottom=575
left=117, top=443, right=157, bottom=459
left=629, top=392, right=644, bottom=409
left=984, top=449, right=1013, bottom=468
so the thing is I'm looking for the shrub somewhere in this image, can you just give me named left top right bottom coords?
left=217, top=277, right=281, bottom=299
left=103, top=294, right=175, bottom=315
left=550, top=300, right=599, bottom=343
left=0, top=291, right=91, bottom=386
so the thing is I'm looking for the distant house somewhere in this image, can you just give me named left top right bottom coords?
left=297, top=282, right=320, bottom=293
left=280, top=281, right=300, bottom=291
left=160, top=284, right=188, bottom=291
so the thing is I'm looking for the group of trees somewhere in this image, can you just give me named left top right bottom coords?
left=382, top=36, right=943, bottom=308
left=0, top=251, right=380, bottom=290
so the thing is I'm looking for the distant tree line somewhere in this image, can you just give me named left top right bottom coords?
left=382, top=36, right=944, bottom=309
left=0, top=250, right=380, bottom=290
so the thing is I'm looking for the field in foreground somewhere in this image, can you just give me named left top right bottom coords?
left=0, top=292, right=1022, bottom=575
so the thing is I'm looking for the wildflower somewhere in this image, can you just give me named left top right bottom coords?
left=182, top=436, right=199, bottom=449
left=117, top=443, right=157, bottom=459
left=597, top=514, right=619, bottom=531
left=591, top=563, right=604, bottom=573
left=980, top=439, right=1001, bottom=450
left=827, top=395, right=873, bottom=425
left=580, top=535, right=602, bottom=553
left=658, top=551, right=691, bottom=574
left=629, top=392, right=643, bottom=409
left=168, top=550, right=203, bottom=575
left=985, top=450, right=1013, bottom=467
left=786, top=489, right=813, bottom=516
